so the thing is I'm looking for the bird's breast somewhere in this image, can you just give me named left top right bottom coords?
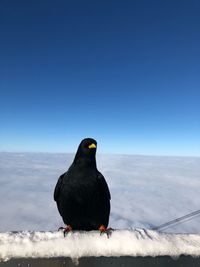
left=62, top=170, right=98, bottom=203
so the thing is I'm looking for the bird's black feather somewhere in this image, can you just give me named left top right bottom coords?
left=54, top=173, right=65, bottom=201
left=54, top=138, right=111, bottom=230
left=97, top=171, right=111, bottom=200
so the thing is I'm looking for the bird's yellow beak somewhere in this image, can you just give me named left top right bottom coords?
left=88, top=143, right=96, bottom=149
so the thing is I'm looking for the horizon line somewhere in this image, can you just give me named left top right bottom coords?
left=0, top=150, right=200, bottom=159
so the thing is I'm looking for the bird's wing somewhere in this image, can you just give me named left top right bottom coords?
left=54, top=172, right=65, bottom=201
left=97, top=171, right=111, bottom=200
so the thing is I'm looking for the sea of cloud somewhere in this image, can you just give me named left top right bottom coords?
left=0, top=152, right=200, bottom=233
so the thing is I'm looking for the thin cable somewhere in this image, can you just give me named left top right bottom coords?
left=152, top=209, right=200, bottom=231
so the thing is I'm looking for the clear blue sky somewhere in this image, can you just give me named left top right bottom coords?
left=1, top=0, right=200, bottom=156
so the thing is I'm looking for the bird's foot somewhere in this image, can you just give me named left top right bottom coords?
left=99, top=225, right=114, bottom=238
left=58, top=225, right=73, bottom=237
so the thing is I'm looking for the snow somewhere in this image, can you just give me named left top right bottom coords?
left=1, top=229, right=200, bottom=261
left=0, top=152, right=200, bottom=233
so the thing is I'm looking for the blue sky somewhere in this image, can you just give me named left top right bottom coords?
left=0, top=0, right=200, bottom=156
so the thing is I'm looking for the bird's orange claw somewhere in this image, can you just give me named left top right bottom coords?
left=58, top=225, right=72, bottom=237
left=99, top=225, right=114, bottom=238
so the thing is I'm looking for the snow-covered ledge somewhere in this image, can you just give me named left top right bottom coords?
left=1, top=229, right=200, bottom=262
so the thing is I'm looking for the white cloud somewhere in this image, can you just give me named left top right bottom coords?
left=0, top=152, right=200, bottom=233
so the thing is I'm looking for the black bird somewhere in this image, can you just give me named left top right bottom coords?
left=54, top=138, right=111, bottom=235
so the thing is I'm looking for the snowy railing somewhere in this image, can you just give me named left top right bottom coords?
left=1, top=229, right=200, bottom=262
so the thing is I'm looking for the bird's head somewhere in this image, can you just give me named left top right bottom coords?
left=73, top=138, right=97, bottom=167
